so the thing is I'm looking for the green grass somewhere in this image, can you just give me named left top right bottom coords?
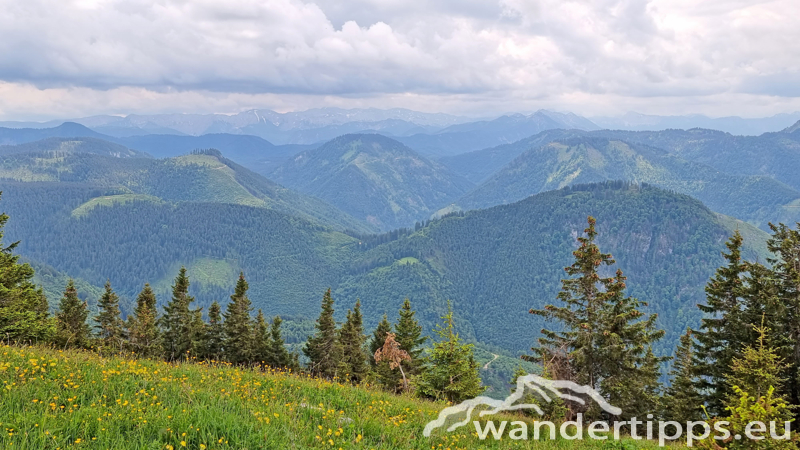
left=396, top=257, right=419, bottom=265
left=71, top=195, right=162, bottom=218
left=0, top=346, right=678, bottom=449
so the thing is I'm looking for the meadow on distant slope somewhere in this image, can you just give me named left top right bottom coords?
left=0, top=345, right=671, bottom=450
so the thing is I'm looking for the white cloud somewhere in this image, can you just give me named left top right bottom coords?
left=0, top=0, right=798, bottom=120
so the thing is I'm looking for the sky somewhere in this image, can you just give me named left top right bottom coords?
left=1, top=0, right=799, bottom=121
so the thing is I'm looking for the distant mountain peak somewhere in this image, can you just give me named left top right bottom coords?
left=270, top=133, right=474, bottom=230
left=783, top=120, right=800, bottom=134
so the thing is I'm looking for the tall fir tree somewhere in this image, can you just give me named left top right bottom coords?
left=223, top=273, right=254, bottom=365
left=266, top=316, right=296, bottom=371
left=395, top=299, right=427, bottom=376
left=596, top=269, right=665, bottom=420
left=765, top=223, right=800, bottom=412
left=204, top=301, right=225, bottom=361
left=0, top=195, right=52, bottom=343
left=529, top=216, right=664, bottom=420
left=54, top=279, right=91, bottom=349
left=663, top=328, right=704, bottom=422
left=303, top=288, right=342, bottom=379
left=187, top=308, right=206, bottom=360
left=694, top=230, right=748, bottom=414
left=252, top=309, right=270, bottom=367
left=338, top=300, right=368, bottom=384
left=94, top=280, right=126, bottom=355
left=126, top=284, right=161, bottom=358
left=530, top=216, right=616, bottom=392
left=415, top=302, right=484, bottom=403
left=160, top=267, right=200, bottom=361
left=369, top=314, right=398, bottom=390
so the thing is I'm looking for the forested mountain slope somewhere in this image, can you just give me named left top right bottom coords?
left=459, top=137, right=800, bottom=229
left=438, top=129, right=581, bottom=183
left=2, top=180, right=765, bottom=359
left=338, top=182, right=766, bottom=355
left=269, top=134, right=474, bottom=230
left=0, top=148, right=373, bottom=232
left=589, top=127, right=800, bottom=192
left=114, top=134, right=316, bottom=175
left=0, top=182, right=361, bottom=317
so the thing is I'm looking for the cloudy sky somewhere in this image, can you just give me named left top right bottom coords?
left=1, top=0, right=798, bottom=120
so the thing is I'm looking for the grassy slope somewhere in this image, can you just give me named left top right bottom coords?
left=71, top=194, right=163, bottom=218
left=0, top=345, right=670, bottom=450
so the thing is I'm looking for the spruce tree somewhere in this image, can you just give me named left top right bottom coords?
left=223, top=273, right=254, bottom=365
left=338, top=300, right=368, bottom=384
left=126, top=284, right=161, bottom=358
left=266, top=316, right=296, bottom=371
left=161, top=267, right=200, bottom=361
left=54, top=279, right=91, bottom=349
left=252, top=309, right=270, bottom=368
left=529, top=216, right=664, bottom=420
left=694, top=230, right=748, bottom=414
left=204, top=301, right=225, bottom=361
left=94, top=280, right=126, bottom=355
left=395, top=299, right=427, bottom=376
left=596, top=269, right=665, bottom=420
left=187, top=308, right=205, bottom=360
left=530, top=216, right=616, bottom=391
left=765, top=223, right=800, bottom=411
left=0, top=197, right=52, bottom=343
left=303, top=288, right=342, bottom=379
left=663, top=328, right=703, bottom=422
left=415, top=302, right=484, bottom=403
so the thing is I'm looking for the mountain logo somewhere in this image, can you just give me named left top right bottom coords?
left=422, top=374, right=622, bottom=437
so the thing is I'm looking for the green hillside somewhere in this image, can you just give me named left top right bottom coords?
left=438, top=129, right=582, bottom=183
left=459, top=136, right=800, bottom=229
left=339, top=182, right=769, bottom=358
left=0, top=148, right=373, bottom=233
left=2, top=179, right=766, bottom=364
left=269, top=134, right=474, bottom=230
left=0, top=345, right=667, bottom=449
left=0, top=182, right=361, bottom=319
left=591, top=128, right=800, bottom=191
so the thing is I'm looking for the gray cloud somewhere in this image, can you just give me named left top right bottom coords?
left=0, top=0, right=798, bottom=119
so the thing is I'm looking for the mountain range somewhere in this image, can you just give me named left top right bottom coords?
left=396, top=111, right=600, bottom=157
left=0, top=144, right=372, bottom=233
left=591, top=111, right=800, bottom=136
left=457, top=135, right=800, bottom=230
left=0, top=116, right=787, bottom=369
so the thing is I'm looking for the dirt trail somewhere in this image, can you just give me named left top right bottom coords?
left=483, top=353, right=499, bottom=370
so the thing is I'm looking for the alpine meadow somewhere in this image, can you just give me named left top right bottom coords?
left=3, top=1, right=800, bottom=449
